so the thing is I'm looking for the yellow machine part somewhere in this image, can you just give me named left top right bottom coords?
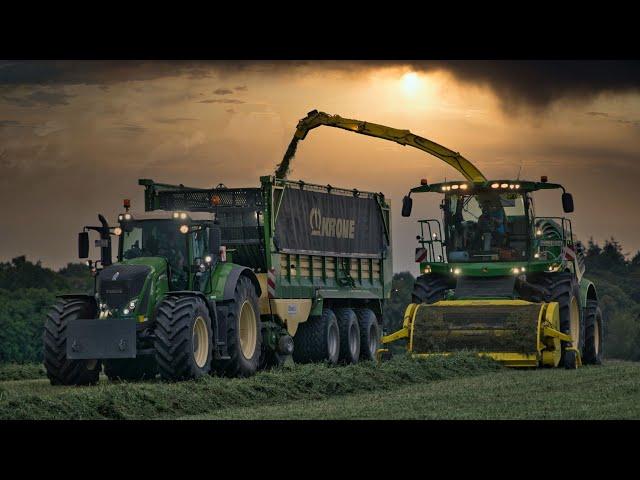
left=380, top=299, right=579, bottom=368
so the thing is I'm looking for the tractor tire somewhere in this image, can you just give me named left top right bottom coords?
left=213, top=276, right=262, bottom=378
left=104, top=356, right=157, bottom=381
left=336, top=308, right=360, bottom=364
left=154, top=295, right=213, bottom=381
left=355, top=308, right=380, bottom=361
left=583, top=299, right=603, bottom=365
left=412, top=274, right=449, bottom=304
left=529, top=272, right=584, bottom=362
left=292, top=308, right=340, bottom=365
left=43, top=298, right=101, bottom=386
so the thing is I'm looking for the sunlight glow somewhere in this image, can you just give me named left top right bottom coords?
left=401, top=72, right=421, bottom=94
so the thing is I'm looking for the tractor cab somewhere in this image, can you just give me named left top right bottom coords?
left=115, top=210, right=220, bottom=293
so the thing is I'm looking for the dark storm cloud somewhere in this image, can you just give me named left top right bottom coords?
left=2, top=90, right=75, bottom=107
left=403, top=60, right=640, bottom=111
left=213, top=88, right=233, bottom=95
left=197, top=98, right=244, bottom=104
left=1, top=60, right=639, bottom=111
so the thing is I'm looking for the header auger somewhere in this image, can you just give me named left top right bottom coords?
left=280, top=109, right=602, bottom=369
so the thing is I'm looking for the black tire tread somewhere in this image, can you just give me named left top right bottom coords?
left=292, top=308, right=338, bottom=364
left=583, top=299, right=603, bottom=365
left=43, top=298, right=101, bottom=386
left=336, top=308, right=360, bottom=364
left=355, top=308, right=379, bottom=361
left=213, top=276, right=261, bottom=378
left=412, top=274, right=448, bottom=304
left=154, top=295, right=212, bottom=381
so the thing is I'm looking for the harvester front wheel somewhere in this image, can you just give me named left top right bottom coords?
left=355, top=308, right=380, bottom=361
left=530, top=273, right=584, bottom=362
left=104, top=356, right=157, bottom=381
left=412, top=274, right=448, bottom=304
left=43, top=298, right=101, bottom=386
left=336, top=308, right=360, bottom=364
left=154, top=295, right=213, bottom=381
left=213, top=276, right=262, bottom=377
left=583, top=299, right=603, bottom=365
left=292, top=308, right=340, bottom=365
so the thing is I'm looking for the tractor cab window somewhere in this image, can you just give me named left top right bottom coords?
left=121, top=220, right=188, bottom=289
left=445, top=191, right=529, bottom=262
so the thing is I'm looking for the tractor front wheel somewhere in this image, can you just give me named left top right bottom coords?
left=43, top=298, right=101, bottom=386
left=154, top=295, right=213, bottom=381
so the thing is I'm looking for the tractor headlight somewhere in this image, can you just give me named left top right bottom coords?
left=179, top=224, right=189, bottom=234
left=128, top=299, right=138, bottom=311
left=453, top=268, right=461, bottom=275
left=114, top=227, right=122, bottom=236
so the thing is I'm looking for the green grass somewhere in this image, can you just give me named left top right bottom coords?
left=0, top=363, right=46, bottom=381
left=0, top=353, right=499, bottom=420
left=182, top=360, right=640, bottom=420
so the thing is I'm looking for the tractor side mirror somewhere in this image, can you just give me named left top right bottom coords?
left=562, top=192, right=574, bottom=213
left=401, top=195, right=413, bottom=217
left=78, top=232, right=89, bottom=259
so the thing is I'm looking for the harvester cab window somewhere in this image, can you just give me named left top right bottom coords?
left=446, top=191, right=529, bottom=262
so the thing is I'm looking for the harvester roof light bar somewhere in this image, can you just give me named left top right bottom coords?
left=491, top=183, right=500, bottom=189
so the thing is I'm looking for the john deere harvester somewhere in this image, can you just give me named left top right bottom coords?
left=278, top=110, right=603, bottom=369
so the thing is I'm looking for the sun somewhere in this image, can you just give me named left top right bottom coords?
left=401, top=71, right=421, bottom=94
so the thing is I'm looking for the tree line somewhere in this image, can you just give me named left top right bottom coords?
left=1, top=237, right=639, bottom=363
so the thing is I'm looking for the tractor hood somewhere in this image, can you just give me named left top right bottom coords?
left=97, top=257, right=167, bottom=314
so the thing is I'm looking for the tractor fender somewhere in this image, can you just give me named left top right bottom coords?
left=56, top=293, right=97, bottom=309
left=221, top=266, right=262, bottom=301
left=579, top=276, right=597, bottom=308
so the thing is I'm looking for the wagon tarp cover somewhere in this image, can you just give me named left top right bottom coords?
left=274, top=186, right=386, bottom=258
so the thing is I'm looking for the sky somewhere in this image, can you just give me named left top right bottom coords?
left=1, top=60, right=639, bottom=275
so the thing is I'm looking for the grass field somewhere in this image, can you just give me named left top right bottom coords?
left=182, top=361, right=640, bottom=419
left=1, top=356, right=639, bottom=420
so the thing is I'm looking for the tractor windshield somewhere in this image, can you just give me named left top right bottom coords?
left=121, top=220, right=188, bottom=289
left=444, top=191, right=530, bottom=262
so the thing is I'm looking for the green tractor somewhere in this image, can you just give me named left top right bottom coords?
left=43, top=197, right=281, bottom=384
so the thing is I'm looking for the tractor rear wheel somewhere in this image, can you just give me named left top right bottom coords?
left=154, top=295, right=213, bottom=381
left=43, top=298, right=101, bottom=386
left=355, top=308, right=380, bottom=361
left=583, top=299, right=603, bottom=365
left=104, top=356, right=157, bottom=381
left=213, top=276, right=262, bottom=377
left=336, top=308, right=360, bottom=364
left=412, top=274, right=448, bottom=304
left=292, top=308, right=340, bottom=365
